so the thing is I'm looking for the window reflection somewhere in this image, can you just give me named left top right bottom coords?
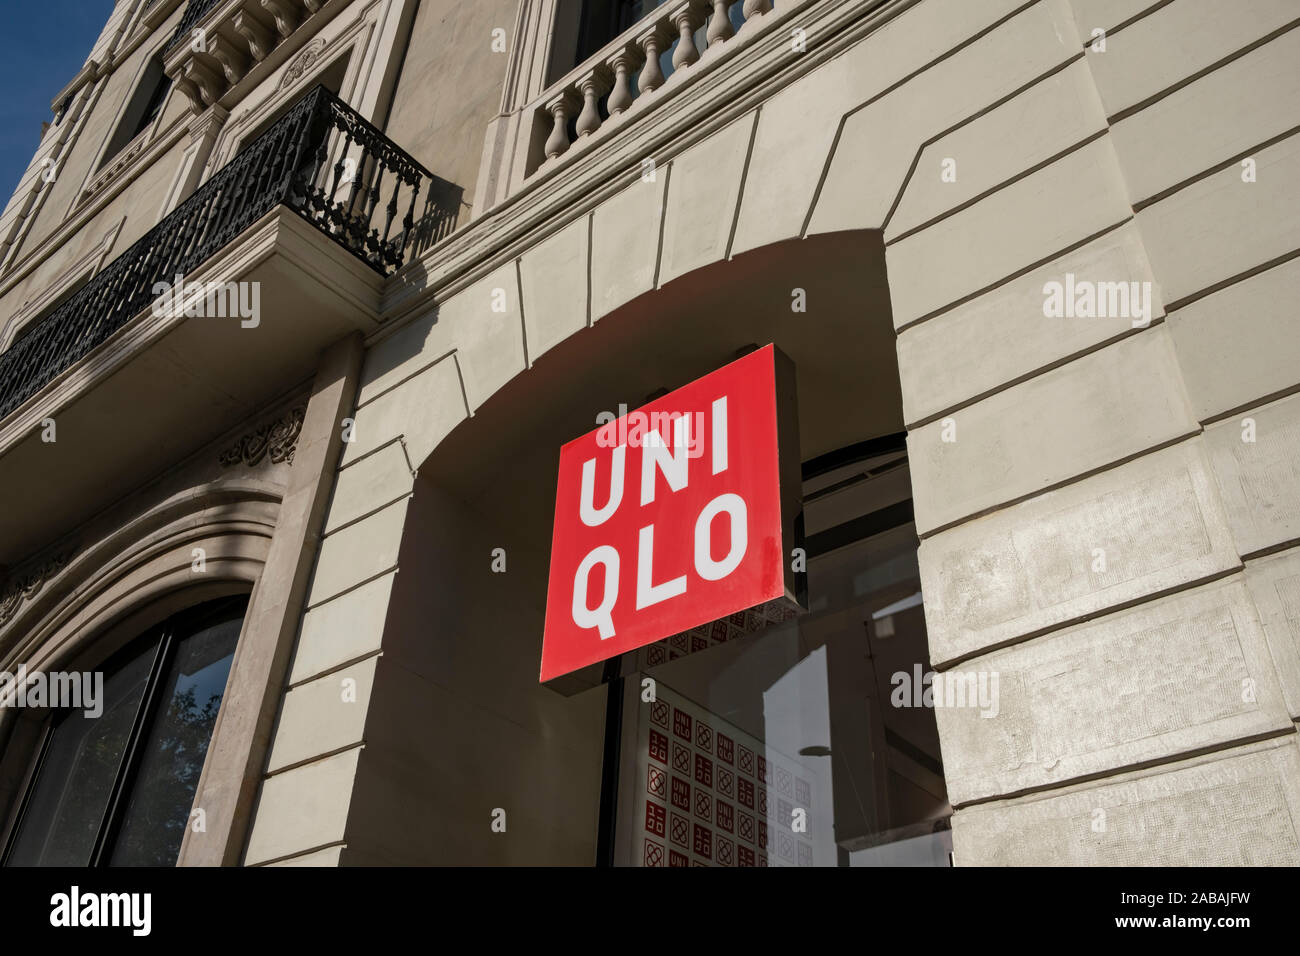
left=624, top=453, right=952, bottom=866
left=109, top=614, right=242, bottom=866
left=4, top=643, right=155, bottom=866
left=3, top=597, right=246, bottom=867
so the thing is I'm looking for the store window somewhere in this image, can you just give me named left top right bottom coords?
left=1, top=596, right=247, bottom=866
left=412, top=230, right=907, bottom=865
left=611, top=439, right=951, bottom=866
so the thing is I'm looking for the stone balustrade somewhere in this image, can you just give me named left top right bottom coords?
left=531, top=0, right=774, bottom=176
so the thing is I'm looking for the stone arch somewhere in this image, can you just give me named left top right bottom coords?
left=0, top=479, right=279, bottom=674
left=277, top=225, right=910, bottom=865
left=0, top=479, right=280, bottom=845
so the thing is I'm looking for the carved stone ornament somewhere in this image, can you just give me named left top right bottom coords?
left=278, top=37, right=327, bottom=91
left=0, top=548, right=75, bottom=625
left=219, top=405, right=306, bottom=468
left=84, top=131, right=150, bottom=201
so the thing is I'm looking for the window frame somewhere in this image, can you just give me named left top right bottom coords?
left=96, top=57, right=173, bottom=173
left=0, top=594, right=248, bottom=867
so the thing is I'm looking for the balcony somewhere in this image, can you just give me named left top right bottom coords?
left=0, top=84, right=444, bottom=422
left=0, top=85, right=449, bottom=567
left=480, top=0, right=813, bottom=210
left=530, top=0, right=771, bottom=176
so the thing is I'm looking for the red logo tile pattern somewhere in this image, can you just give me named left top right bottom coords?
left=636, top=600, right=800, bottom=669
left=647, top=766, right=666, bottom=799
left=635, top=684, right=819, bottom=867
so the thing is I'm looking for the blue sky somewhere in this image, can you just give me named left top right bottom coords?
left=0, top=1, right=112, bottom=203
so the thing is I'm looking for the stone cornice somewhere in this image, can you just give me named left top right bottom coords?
left=142, top=0, right=189, bottom=33
left=81, top=128, right=153, bottom=202
left=188, top=102, right=231, bottom=141
left=48, top=60, right=100, bottom=113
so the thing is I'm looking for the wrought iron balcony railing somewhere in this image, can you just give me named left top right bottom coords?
left=0, top=84, right=449, bottom=421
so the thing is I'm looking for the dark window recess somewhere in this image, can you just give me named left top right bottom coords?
left=574, top=0, right=670, bottom=66
left=233, top=54, right=350, bottom=157
left=1, top=596, right=247, bottom=867
left=99, top=60, right=172, bottom=168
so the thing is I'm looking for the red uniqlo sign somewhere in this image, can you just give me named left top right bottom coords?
left=540, top=345, right=802, bottom=684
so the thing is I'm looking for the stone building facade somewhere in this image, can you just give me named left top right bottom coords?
left=0, top=0, right=1297, bottom=866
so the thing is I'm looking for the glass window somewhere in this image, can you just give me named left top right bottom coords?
left=2, top=596, right=247, bottom=867
left=98, top=59, right=172, bottom=169
left=2, top=642, right=155, bottom=866
left=613, top=445, right=952, bottom=866
left=108, top=612, right=244, bottom=866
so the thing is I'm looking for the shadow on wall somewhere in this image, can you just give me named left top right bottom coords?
left=412, top=175, right=465, bottom=254
left=341, top=474, right=606, bottom=866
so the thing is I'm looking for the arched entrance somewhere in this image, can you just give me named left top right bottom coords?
left=343, top=229, right=952, bottom=865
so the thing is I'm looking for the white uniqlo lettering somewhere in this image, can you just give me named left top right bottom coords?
left=636, top=524, right=687, bottom=609
left=641, top=414, right=691, bottom=506
left=572, top=545, right=619, bottom=638
left=571, top=391, right=747, bottom=638
left=712, top=396, right=728, bottom=475
left=695, top=493, right=747, bottom=580
left=580, top=445, right=624, bottom=527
